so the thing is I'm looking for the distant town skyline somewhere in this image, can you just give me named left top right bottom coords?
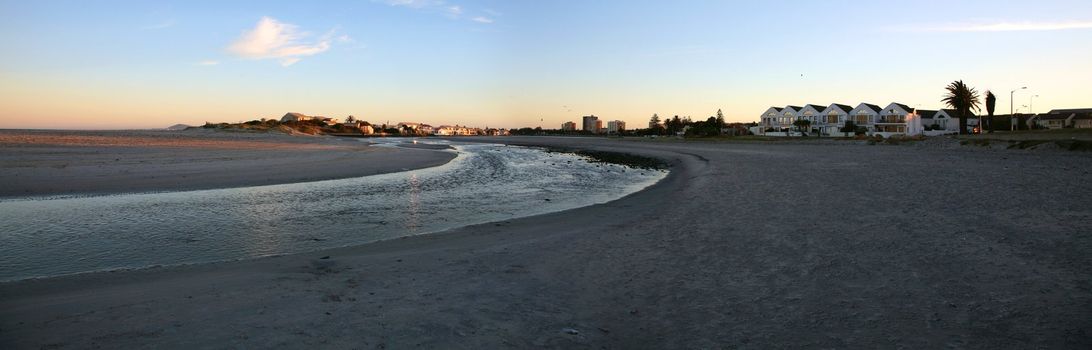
left=1, top=0, right=1091, bottom=130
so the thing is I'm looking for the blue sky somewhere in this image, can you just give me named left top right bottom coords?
left=1, top=0, right=1090, bottom=129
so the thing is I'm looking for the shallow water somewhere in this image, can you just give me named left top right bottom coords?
left=0, top=141, right=666, bottom=281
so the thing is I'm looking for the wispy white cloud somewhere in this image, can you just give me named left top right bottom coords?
left=896, top=20, right=1092, bottom=32
left=197, top=60, right=219, bottom=66
left=446, top=5, right=463, bottom=18
left=382, top=0, right=445, bottom=9
left=378, top=0, right=496, bottom=24
left=143, top=19, right=177, bottom=30
left=227, top=17, right=344, bottom=67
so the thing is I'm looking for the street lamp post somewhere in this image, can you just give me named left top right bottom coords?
left=1010, top=86, right=1027, bottom=131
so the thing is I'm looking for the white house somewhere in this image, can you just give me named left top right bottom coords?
left=848, top=103, right=883, bottom=131
left=280, top=112, right=312, bottom=122
left=919, top=109, right=959, bottom=131
left=796, top=104, right=826, bottom=133
left=759, top=107, right=783, bottom=132
left=819, top=103, right=854, bottom=135
left=876, top=103, right=916, bottom=134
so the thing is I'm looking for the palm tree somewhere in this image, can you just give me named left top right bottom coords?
left=942, top=80, right=982, bottom=135
left=985, top=91, right=997, bottom=133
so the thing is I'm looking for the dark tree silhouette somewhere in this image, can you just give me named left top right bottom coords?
left=715, top=109, right=726, bottom=134
left=985, top=90, right=997, bottom=133
left=942, top=80, right=982, bottom=135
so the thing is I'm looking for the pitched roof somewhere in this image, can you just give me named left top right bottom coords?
left=893, top=103, right=913, bottom=112
left=856, top=103, right=882, bottom=113
left=784, top=105, right=802, bottom=111
left=917, top=110, right=938, bottom=118
left=802, top=104, right=826, bottom=111
left=829, top=104, right=853, bottom=112
left=1048, top=108, right=1092, bottom=114
left=941, top=109, right=977, bottom=117
left=1038, top=113, right=1074, bottom=120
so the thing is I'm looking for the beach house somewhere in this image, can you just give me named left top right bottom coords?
left=876, top=103, right=916, bottom=135
left=819, top=103, right=854, bottom=135
left=280, top=112, right=312, bottom=122
left=760, top=107, right=783, bottom=131
left=796, top=104, right=826, bottom=133
left=848, top=103, right=882, bottom=131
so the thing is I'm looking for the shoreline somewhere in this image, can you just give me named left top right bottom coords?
left=0, top=129, right=457, bottom=198
left=2, top=137, right=1089, bottom=348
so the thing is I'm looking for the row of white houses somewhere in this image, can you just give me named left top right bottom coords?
left=758, top=103, right=976, bottom=137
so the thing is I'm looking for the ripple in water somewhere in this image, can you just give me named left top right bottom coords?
left=0, top=141, right=666, bottom=281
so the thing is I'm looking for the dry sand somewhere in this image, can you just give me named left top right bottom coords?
left=1, top=135, right=1090, bottom=348
left=0, top=129, right=455, bottom=197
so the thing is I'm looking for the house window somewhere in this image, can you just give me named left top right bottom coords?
left=855, top=114, right=870, bottom=124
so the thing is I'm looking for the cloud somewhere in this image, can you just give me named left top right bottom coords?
left=197, top=60, right=219, bottom=66
left=446, top=5, right=463, bottom=18
left=382, top=0, right=444, bottom=8
left=898, top=20, right=1092, bottom=32
left=378, top=0, right=496, bottom=23
left=228, top=17, right=339, bottom=67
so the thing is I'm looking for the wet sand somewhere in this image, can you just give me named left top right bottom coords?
left=1, top=136, right=1090, bottom=348
left=0, top=130, right=455, bottom=198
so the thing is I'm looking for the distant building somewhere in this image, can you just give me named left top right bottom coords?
left=595, top=120, right=604, bottom=134
left=562, top=121, right=577, bottom=131
left=280, top=112, right=312, bottom=122
left=359, top=124, right=374, bottom=135
left=1033, top=109, right=1092, bottom=129
left=607, top=120, right=626, bottom=134
left=582, top=115, right=599, bottom=132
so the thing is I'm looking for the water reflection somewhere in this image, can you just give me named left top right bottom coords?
left=0, top=142, right=666, bottom=281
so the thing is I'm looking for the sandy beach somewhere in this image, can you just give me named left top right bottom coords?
left=0, top=130, right=454, bottom=197
left=1, top=135, right=1090, bottom=348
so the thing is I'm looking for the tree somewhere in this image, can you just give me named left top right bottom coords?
left=649, top=113, right=661, bottom=128
left=715, top=109, right=726, bottom=134
left=792, top=119, right=811, bottom=135
left=840, top=121, right=857, bottom=133
left=942, top=80, right=982, bottom=135
left=985, top=90, right=997, bottom=133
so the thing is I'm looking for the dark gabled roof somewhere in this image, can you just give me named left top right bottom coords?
left=893, top=103, right=913, bottom=112
left=1037, top=113, right=1074, bottom=120
left=829, top=104, right=853, bottom=112
left=940, top=109, right=977, bottom=117
left=856, top=103, right=882, bottom=112
left=768, top=107, right=783, bottom=112
left=802, top=104, right=826, bottom=111
left=1075, top=112, right=1092, bottom=119
left=917, top=110, right=938, bottom=118
left=1048, top=108, right=1092, bottom=114
left=784, top=105, right=802, bottom=111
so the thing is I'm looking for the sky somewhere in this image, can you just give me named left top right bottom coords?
left=1, top=0, right=1090, bottom=129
